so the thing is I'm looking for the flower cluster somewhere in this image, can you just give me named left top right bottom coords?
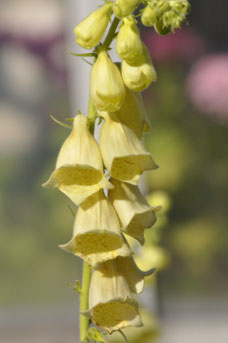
left=44, top=0, right=190, bottom=339
left=141, top=0, right=190, bottom=35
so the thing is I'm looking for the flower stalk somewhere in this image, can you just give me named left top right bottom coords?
left=43, top=1, right=191, bottom=342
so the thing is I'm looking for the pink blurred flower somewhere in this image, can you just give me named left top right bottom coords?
left=186, top=54, right=228, bottom=121
left=143, top=29, right=205, bottom=63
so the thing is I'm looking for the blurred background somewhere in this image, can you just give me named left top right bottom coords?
left=0, top=0, right=227, bottom=342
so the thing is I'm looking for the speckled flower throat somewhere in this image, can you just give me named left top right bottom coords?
left=43, top=1, right=190, bottom=342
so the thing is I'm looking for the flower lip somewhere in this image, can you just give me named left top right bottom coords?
left=60, top=190, right=132, bottom=267
left=85, top=298, right=142, bottom=333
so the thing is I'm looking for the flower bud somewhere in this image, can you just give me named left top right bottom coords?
left=60, top=190, right=131, bottom=267
left=84, top=260, right=143, bottom=333
left=116, top=16, right=143, bottom=65
left=74, top=3, right=112, bottom=49
left=121, top=43, right=157, bottom=92
left=91, top=45, right=125, bottom=112
left=141, top=4, right=157, bottom=27
left=43, top=114, right=113, bottom=206
left=99, top=112, right=158, bottom=185
left=113, top=0, right=139, bottom=18
left=155, top=0, right=190, bottom=34
left=115, top=86, right=151, bottom=139
left=109, top=178, right=161, bottom=244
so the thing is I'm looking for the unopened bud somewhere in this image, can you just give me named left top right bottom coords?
left=141, top=4, right=157, bottom=27
left=91, top=45, right=125, bottom=112
left=113, top=0, right=139, bottom=18
left=74, top=3, right=112, bottom=49
left=116, top=16, right=143, bottom=65
left=121, top=43, right=157, bottom=92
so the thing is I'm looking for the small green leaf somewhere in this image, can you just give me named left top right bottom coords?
left=65, top=117, right=74, bottom=122
left=50, top=115, right=72, bottom=129
left=66, top=280, right=81, bottom=294
left=65, top=50, right=95, bottom=58
left=87, top=327, right=107, bottom=342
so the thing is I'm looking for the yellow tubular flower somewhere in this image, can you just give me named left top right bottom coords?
left=121, top=43, right=157, bottom=92
left=109, top=178, right=161, bottom=244
left=115, top=86, right=151, bottom=139
left=113, top=0, right=139, bottom=18
left=116, top=16, right=143, bottom=65
left=84, top=260, right=143, bottom=333
left=74, top=3, right=112, bottom=49
left=60, top=190, right=131, bottom=267
left=90, top=45, right=125, bottom=112
left=99, top=112, right=158, bottom=185
left=114, top=256, right=155, bottom=294
left=42, top=114, right=113, bottom=206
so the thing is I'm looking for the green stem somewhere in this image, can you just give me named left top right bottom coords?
left=104, top=16, right=120, bottom=49
left=119, top=330, right=128, bottom=343
left=80, top=262, right=92, bottom=342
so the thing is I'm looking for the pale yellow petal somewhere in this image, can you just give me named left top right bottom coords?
left=90, top=46, right=125, bottom=112
left=60, top=190, right=131, bottom=267
left=84, top=260, right=143, bottom=333
left=113, top=0, right=139, bottom=18
left=115, top=87, right=151, bottom=139
left=121, top=43, right=157, bottom=92
left=100, top=113, right=158, bottom=185
left=109, top=179, right=161, bottom=244
left=116, top=16, right=143, bottom=65
left=43, top=114, right=111, bottom=205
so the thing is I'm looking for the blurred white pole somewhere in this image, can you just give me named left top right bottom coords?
left=65, top=0, right=101, bottom=114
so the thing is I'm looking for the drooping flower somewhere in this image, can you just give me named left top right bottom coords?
left=115, top=86, right=151, bottom=139
left=90, top=45, right=125, bottom=112
left=113, top=0, right=139, bottom=18
left=99, top=112, right=158, bottom=185
left=121, top=42, right=157, bottom=92
left=43, top=114, right=113, bottom=206
left=60, top=190, right=131, bottom=267
left=74, top=3, right=112, bottom=49
left=116, top=16, right=143, bottom=65
left=84, top=260, right=143, bottom=333
left=109, top=178, right=161, bottom=244
left=114, top=256, right=155, bottom=294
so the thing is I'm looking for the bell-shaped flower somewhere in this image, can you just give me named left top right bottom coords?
left=60, top=190, right=131, bottom=267
left=43, top=114, right=112, bottom=206
left=114, top=256, right=155, bottom=294
left=84, top=260, right=143, bottom=333
left=74, top=3, right=112, bottom=49
left=121, top=43, right=157, bottom=92
left=90, top=45, right=125, bottom=112
left=116, top=16, right=143, bottom=65
left=115, top=86, right=151, bottom=139
left=113, top=0, right=139, bottom=18
left=99, top=112, right=158, bottom=185
left=109, top=178, right=161, bottom=244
